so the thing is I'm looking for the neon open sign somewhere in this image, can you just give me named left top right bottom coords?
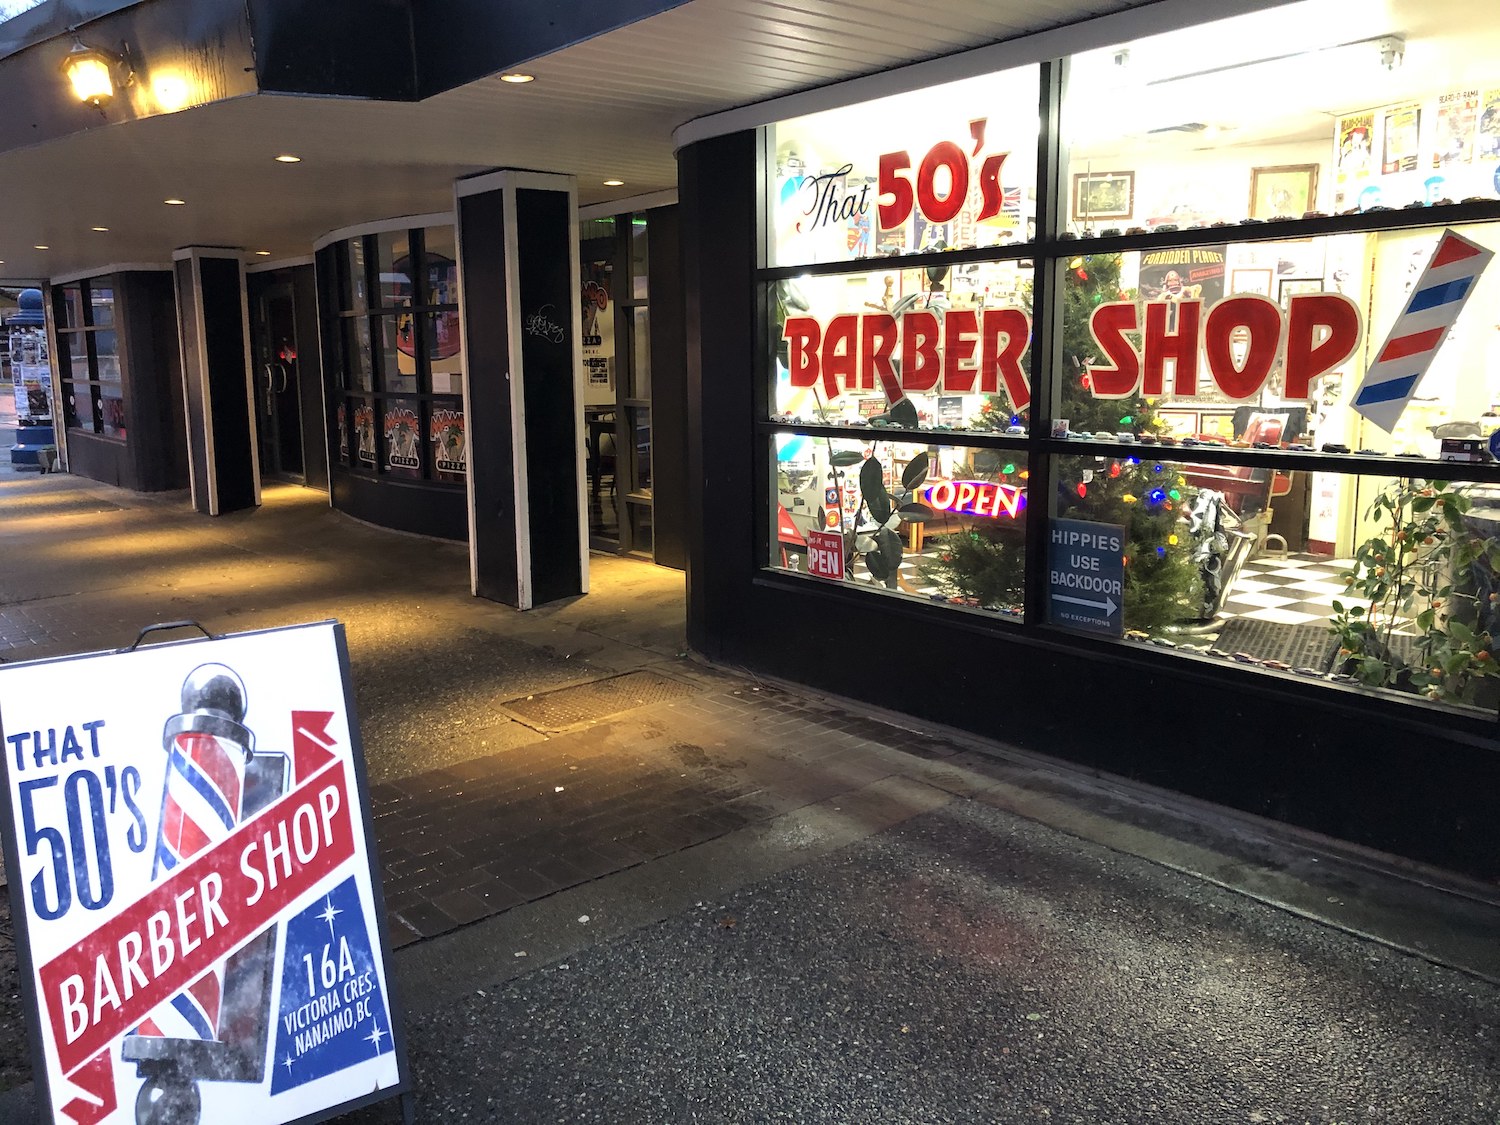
left=921, top=479, right=1025, bottom=519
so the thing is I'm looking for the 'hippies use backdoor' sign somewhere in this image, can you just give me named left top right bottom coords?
left=0, top=621, right=408, bottom=1125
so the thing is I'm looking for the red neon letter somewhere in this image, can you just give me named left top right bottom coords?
left=1204, top=296, right=1283, bottom=399
left=878, top=150, right=914, bottom=229
left=784, top=316, right=821, bottom=388
left=1085, top=303, right=1141, bottom=398
left=979, top=308, right=1031, bottom=409
left=1284, top=293, right=1362, bottom=399
left=821, top=314, right=858, bottom=400
left=975, top=153, right=1010, bottom=222
left=1143, top=300, right=1202, bottom=397
left=859, top=313, right=901, bottom=400
left=901, top=310, right=942, bottom=392
left=942, top=309, right=979, bottom=392
left=917, top=141, right=968, bottom=224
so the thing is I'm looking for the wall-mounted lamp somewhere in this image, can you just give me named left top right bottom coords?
left=61, top=39, right=131, bottom=108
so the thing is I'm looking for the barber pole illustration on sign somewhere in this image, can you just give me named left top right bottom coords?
left=0, top=621, right=410, bottom=1125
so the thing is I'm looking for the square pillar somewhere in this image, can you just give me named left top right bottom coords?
left=455, top=171, right=586, bottom=608
left=173, top=247, right=260, bottom=515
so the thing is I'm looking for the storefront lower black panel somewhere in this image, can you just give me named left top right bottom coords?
left=707, top=574, right=1500, bottom=881
left=330, top=471, right=465, bottom=541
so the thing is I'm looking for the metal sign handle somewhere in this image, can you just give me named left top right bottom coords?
left=117, top=620, right=218, bottom=653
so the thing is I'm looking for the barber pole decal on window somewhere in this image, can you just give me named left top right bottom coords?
left=1352, top=229, right=1494, bottom=432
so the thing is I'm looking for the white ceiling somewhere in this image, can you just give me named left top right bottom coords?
left=0, top=0, right=1175, bottom=280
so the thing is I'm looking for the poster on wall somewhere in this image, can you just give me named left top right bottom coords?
left=0, top=622, right=409, bottom=1125
left=1433, top=90, right=1479, bottom=169
left=353, top=406, right=376, bottom=467
left=1334, top=111, right=1375, bottom=210
left=1138, top=245, right=1226, bottom=307
left=580, top=262, right=614, bottom=401
left=1480, top=91, right=1500, bottom=162
left=1382, top=104, right=1421, bottom=175
left=429, top=407, right=466, bottom=476
left=382, top=404, right=421, bottom=474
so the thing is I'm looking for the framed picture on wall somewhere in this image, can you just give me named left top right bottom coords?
left=1248, top=164, right=1320, bottom=219
left=1230, top=268, right=1273, bottom=297
left=1277, top=277, right=1323, bottom=309
left=1071, top=171, right=1134, bottom=221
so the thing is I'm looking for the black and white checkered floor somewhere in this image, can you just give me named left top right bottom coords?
left=859, top=545, right=1390, bottom=634
left=1222, top=553, right=1357, bottom=626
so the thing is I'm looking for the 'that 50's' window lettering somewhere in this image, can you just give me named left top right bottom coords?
left=769, top=65, right=1040, bottom=268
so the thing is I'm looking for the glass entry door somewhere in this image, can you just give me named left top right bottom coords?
left=581, top=213, right=653, bottom=556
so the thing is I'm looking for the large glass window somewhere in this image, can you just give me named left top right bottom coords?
left=769, top=64, right=1041, bottom=267
left=320, top=224, right=464, bottom=485
left=759, top=0, right=1500, bottom=717
left=773, top=435, right=1029, bottom=617
left=54, top=276, right=125, bottom=440
left=1063, top=0, right=1500, bottom=232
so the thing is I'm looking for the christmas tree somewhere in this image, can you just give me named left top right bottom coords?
left=1053, top=254, right=1200, bottom=630
left=933, top=254, right=1201, bottom=631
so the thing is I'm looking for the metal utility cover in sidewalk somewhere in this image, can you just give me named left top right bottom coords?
left=504, top=670, right=700, bottom=730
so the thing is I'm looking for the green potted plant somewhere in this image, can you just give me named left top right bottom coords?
left=1331, top=478, right=1500, bottom=706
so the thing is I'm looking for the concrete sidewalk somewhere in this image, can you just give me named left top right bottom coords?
left=2, top=470, right=1499, bottom=1122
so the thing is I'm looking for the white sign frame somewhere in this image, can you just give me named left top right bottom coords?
left=0, top=621, right=412, bottom=1125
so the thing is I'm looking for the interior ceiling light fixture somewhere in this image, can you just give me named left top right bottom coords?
left=61, top=38, right=130, bottom=108
left=603, top=179, right=625, bottom=186
left=255, top=250, right=271, bottom=255
left=164, top=198, right=186, bottom=206
left=33, top=245, right=48, bottom=250
left=91, top=225, right=109, bottom=232
left=274, top=154, right=301, bottom=163
left=499, top=73, right=535, bottom=83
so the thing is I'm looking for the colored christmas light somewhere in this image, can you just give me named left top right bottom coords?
left=1168, top=534, right=1179, bottom=545
left=1168, top=488, right=1181, bottom=501
left=1157, top=546, right=1166, bottom=557
left=1076, top=482, right=1087, bottom=498
left=1003, top=463, right=1016, bottom=475
left=1148, top=488, right=1166, bottom=505
left=1109, top=462, right=1121, bottom=478
left=1119, top=415, right=1133, bottom=425
left=1123, top=494, right=1138, bottom=503
left=1153, top=464, right=1163, bottom=473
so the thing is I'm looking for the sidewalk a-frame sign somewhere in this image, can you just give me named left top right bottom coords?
left=0, top=621, right=411, bottom=1125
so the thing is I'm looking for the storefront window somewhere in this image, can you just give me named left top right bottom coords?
left=54, top=276, right=126, bottom=439
left=758, top=1, right=1500, bottom=716
left=768, top=64, right=1040, bottom=268
left=772, top=435, right=1028, bottom=617
left=1063, top=0, right=1500, bottom=232
left=320, top=223, right=465, bottom=486
left=772, top=259, right=1034, bottom=432
left=1057, top=222, right=1500, bottom=454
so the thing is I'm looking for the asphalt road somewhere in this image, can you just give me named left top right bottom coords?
left=370, top=801, right=1500, bottom=1124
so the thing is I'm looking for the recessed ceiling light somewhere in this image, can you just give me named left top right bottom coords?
left=33, top=245, right=48, bottom=250
left=255, top=250, right=272, bottom=256
left=164, top=198, right=186, bottom=206
left=274, top=154, right=301, bottom=163
left=91, top=226, right=109, bottom=232
left=603, top=179, right=625, bottom=187
left=499, top=73, right=534, bottom=83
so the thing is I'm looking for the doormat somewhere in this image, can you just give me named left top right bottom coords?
left=503, top=669, right=701, bottom=730
left=1212, top=618, right=1343, bottom=672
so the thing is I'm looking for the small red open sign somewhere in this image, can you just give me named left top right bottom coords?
left=806, top=530, right=845, bottom=580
